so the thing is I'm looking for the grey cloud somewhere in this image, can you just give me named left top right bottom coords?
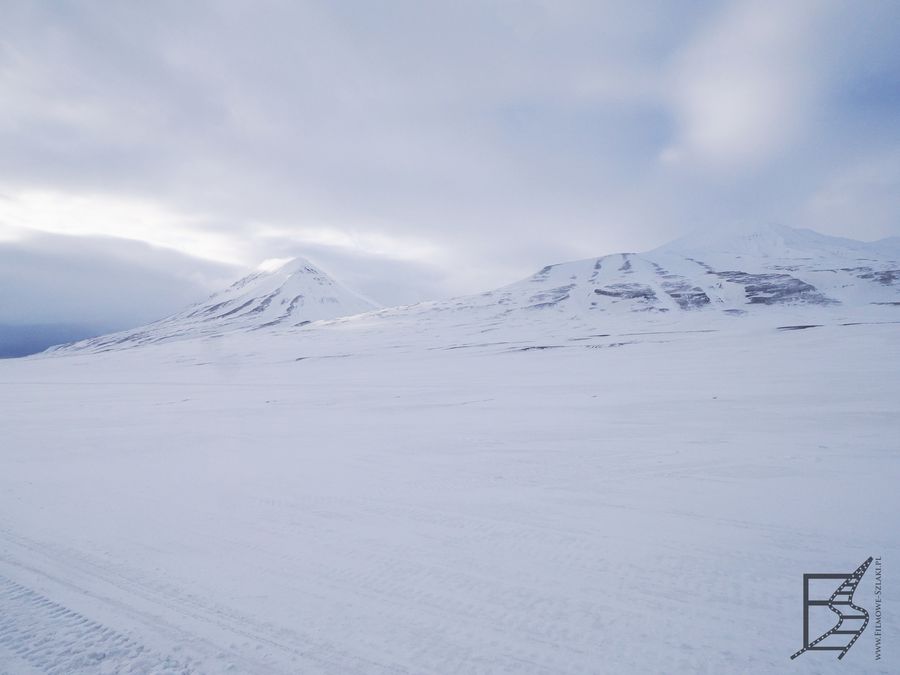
left=0, top=231, right=238, bottom=354
left=0, top=0, right=899, bottom=313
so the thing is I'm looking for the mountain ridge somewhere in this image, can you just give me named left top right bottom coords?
left=47, top=224, right=900, bottom=355
left=49, top=257, right=378, bottom=352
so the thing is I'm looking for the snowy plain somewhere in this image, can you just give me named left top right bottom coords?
left=1, top=226, right=899, bottom=673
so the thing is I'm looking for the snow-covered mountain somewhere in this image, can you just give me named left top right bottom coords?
left=370, top=223, right=900, bottom=328
left=51, top=224, right=900, bottom=355
left=54, top=257, right=378, bottom=352
left=186, top=257, right=378, bottom=326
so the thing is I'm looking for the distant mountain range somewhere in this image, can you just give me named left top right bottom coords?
left=48, top=224, right=900, bottom=355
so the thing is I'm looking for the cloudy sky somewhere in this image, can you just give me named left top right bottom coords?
left=2, top=0, right=899, bottom=344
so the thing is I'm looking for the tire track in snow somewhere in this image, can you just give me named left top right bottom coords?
left=0, top=528, right=406, bottom=674
left=0, top=575, right=194, bottom=674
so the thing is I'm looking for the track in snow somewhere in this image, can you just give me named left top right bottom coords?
left=0, top=576, right=193, bottom=675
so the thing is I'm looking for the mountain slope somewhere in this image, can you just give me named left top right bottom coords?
left=50, top=225, right=900, bottom=356
left=181, top=257, right=377, bottom=327
left=366, top=224, right=900, bottom=332
left=53, top=257, right=378, bottom=352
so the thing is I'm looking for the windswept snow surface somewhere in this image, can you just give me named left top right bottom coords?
left=1, top=226, right=899, bottom=673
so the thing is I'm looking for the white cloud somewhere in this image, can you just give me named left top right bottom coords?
left=663, top=0, right=826, bottom=168
left=257, top=257, right=295, bottom=272
left=253, top=221, right=444, bottom=264
left=0, top=187, right=246, bottom=265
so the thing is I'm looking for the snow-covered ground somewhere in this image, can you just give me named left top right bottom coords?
left=1, top=226, right=898, bottom=673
